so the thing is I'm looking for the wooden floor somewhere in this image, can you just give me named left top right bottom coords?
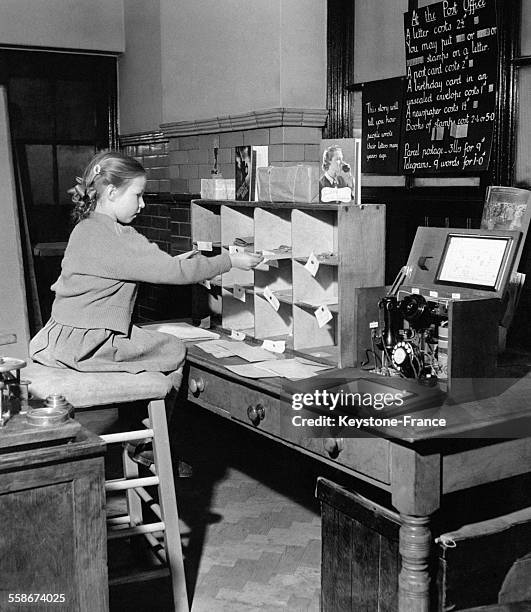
left=79, top=401, right=354, bottom=611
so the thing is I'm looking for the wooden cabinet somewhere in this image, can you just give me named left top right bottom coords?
left=0, top=423, right=107, bottom=611
left=191, top=200, right=386, bottom=367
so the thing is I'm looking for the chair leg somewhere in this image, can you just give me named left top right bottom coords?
left=148, top=398, right=189, bottom=612
left=122, top=445, right=143, bottom=527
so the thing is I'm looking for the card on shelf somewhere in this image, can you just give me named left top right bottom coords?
left=229, top=245, right=245, bottom=255
left=233, top=285, right=246, bottom=302
left=314, top=304, right=333, bottom=328
left=263, top=286, right=280, bottom=311
left=261, top=250, right=281, bottom=267
left=305, top=252, right=320, bottom=277
left=262, top=339, right=286, bottom=354
left=230, top=329, right=246, bottom=341
left=197, top=241, right=213, bottom=252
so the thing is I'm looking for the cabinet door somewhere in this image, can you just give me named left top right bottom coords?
left=0, top=456, right=107, bottom=611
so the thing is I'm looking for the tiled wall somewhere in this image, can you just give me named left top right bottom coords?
left=120, top=123, right=323, bottom=323
left=131, top=195, right=194, bottom=323
left=168, top=126, right=322, bottom=195
left=121, top=139, right=171, bottom=194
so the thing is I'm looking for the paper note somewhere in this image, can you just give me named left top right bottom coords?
left=254, top=358, right=333, bottom=380
left=141, top=322, right=220, bottom=341
left=229, top=245, right=245, bottom=255
left=217, top=341, right=278, bottom=362
left=231, top=329, right=246, bottom=341
left=262, top=339, right=286, bottom=354
left=197, top=241, right=213, bottom=252
left=305, top=252, right=319, bottom=277
left=225, top=364, right=279, bottom=379
left=263, top=287, right=280, bottom=311
left=314, top=305, right=333, bottom=328
left=233, top=285, right=246, bottom=302
left=195, top=340, right=237, bottom=358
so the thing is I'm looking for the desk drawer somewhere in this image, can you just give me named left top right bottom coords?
left=279, top=413, right=390, bottom=485
left=187, top=365, right=281, bottom=435
left=186, top=364, right=389, bottom=484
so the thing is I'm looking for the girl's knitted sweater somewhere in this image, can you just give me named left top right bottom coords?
left=51, top=212, right=231, bottom=333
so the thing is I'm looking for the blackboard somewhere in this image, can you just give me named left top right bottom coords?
left=401, top=0, right=498, bottom=174
left=361, top=77, right=404, bottom=174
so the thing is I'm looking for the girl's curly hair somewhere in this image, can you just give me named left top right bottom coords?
left=69, top=151, right=146, bottom=224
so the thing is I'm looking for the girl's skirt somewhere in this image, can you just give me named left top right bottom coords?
left=29, top=318, right=186, bottom=388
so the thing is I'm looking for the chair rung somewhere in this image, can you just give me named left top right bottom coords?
left=107, top=515, right=131, bottom=526
left=134, top=487, right=162, bottom=520
left=142, top=531, right=167, bottom=564
left=108, top=568, right=170, bottom=587
left=101, top=429, right=154, bottom=444
left=105, top=476, right=159, bottom=491
left=107, top=521, right=165, bottom=540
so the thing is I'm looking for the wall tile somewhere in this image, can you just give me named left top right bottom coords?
left=269, top=126, right=322, bottom=145
left=169, top=138, right=181, bottom=151
left=179, top=135, right=200, bottom=150
left=199, top=134, right=220, bottom=150
left=283, top=144, right=306, bottom=161
left=217, top=147, right=233, bottom=163
left=243, top=128, right=270, bottom=145
left=219, top=163, right=235, bottom=178
left=188, top=148, right=210, bottom=164
left=171, top=208, right=190, bottom=222
left=305, top=144, right=320, bottom=163
left=146, top=180, right=160, bottom=192
left=219, top=131, right=244, bottom=148
left=189, top=178, right=201, bottom=193
left=169, top=150, right=189, bottom=165
left=169, top=164, right=181, bottom=178
left=268, top=144, right=284, bottom=162
left=198, top=164, right=212, bottom=178
left=171, top=178, right=188, bottom=192
left=179, top=164, right=199, bottom=179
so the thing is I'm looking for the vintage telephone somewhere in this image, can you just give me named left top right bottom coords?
left=362, top=227, right=522, bottom=393
left=374, top=292, right=448, bottom=384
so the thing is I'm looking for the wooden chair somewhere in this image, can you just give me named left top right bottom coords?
left=24, top=363, right=189, bottom=612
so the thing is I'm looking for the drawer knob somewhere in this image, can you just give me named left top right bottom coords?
left=189, top=377, right=205, bottom=394
left=323, top=437, right=344, bottom=458
left=247, top=403, right=265, bottom=426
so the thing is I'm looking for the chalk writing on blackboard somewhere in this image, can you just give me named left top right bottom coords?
left=401, top=0, right=498, bottom=174
left=362, top=77, right=404, bottom=174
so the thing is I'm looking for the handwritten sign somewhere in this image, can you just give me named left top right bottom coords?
left=401, top=0, right=498, bottom=174
left=362, top=77, right=404, bottom=174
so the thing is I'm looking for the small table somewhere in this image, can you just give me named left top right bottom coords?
left=0, top=417, right=108, bottom=611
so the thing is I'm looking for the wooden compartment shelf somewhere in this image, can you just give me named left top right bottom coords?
left=191, top=200, right=385, bottom=367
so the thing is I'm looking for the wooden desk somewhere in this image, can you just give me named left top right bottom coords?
left=184, top=340, right=531, bottom=612
left=0, top=419, right=108, bottom=611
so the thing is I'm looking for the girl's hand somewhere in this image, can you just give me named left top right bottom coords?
left=177, top=249, right=199, bottom=260
left=229, top=252, right=263, bottom=270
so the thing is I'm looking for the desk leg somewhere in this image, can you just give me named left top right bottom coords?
left=391, top=444, right=440, bottom=612
left=398, top=514, right=431, bottom=612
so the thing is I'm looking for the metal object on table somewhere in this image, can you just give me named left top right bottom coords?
left=0, top=357, right=27, bottom=427
left=26, top=394, right=74, bottom=427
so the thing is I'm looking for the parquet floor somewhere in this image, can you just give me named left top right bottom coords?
left=80, top=403, right=327, bottom=611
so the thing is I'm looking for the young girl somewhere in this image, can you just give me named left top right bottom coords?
left=29, top=151, right=262, bottom=386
